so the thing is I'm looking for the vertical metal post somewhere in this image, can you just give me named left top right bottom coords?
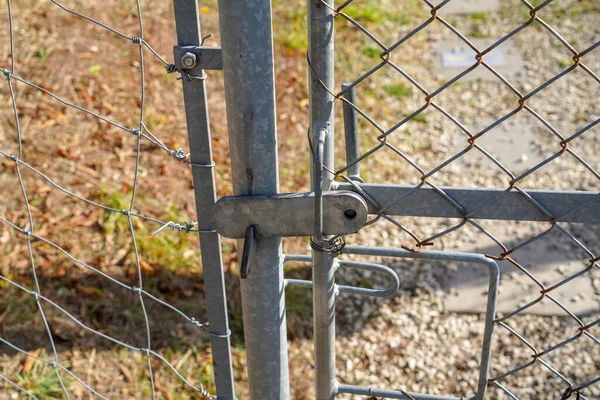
left=217, top=1, right=290, bottom=399
left=309, top=0, right=337, bottom=399
left=342, top=82, right=363, bottom=182
left=172, top=1, right=235, bottom=398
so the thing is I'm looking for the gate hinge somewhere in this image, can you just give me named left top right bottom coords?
left=173, top=45, right=223, bottom=71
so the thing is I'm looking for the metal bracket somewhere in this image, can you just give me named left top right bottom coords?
left=173, top=45, right=223, bottom=71
left=212, top=190, right=368, bottom=239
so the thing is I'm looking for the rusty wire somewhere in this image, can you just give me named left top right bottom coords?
left=308, top=0, right=600, bottom=398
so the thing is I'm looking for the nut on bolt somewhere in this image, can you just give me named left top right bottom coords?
left=181, top=52, right=197, bottom=69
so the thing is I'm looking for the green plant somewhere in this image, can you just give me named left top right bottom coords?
left=16, top=352, right=72, bottom=399
left=383, top=83, right=413, bottom=100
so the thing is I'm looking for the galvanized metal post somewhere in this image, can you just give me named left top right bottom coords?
left=216, top=1, right=290, bottom=399
left=309, top=0, right=337, bottom=399
left=172, top=1, right=235, bottom=398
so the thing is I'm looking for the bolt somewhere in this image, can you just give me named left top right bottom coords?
left=181, top=52, right=197, bottom=69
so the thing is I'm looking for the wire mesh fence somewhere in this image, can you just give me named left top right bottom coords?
left=0, top=1, right=230, bottom=398
left=304, top=0, right=600, bottom=398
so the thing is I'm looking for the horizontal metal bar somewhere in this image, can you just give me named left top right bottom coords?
left=336, top=182, right=600, bottom=223
left=283, top=255, right=400, bottom=298
left=173, top=45, right=223, bottom=70
left=212, top=191, right=368, bottom=238
left=339, top=245, right=498, bottom=400
left=336, top=384, right=461, bottom=400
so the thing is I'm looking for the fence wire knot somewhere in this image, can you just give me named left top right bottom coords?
left=310, top=236, right=346, bottom=255
left=131, top=37, right=142, bottom=44
left=165, top=63, right=177, bottom=74
left=151, top=221, right=196, bottom=236
left=561, top=386, right=581, bottom=400
left=169, top=147, right=190, bottom=162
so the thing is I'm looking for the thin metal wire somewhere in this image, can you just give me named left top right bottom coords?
left=307, top=0, right=600, bottom=397
left=0, top=1, right=218, bottom=398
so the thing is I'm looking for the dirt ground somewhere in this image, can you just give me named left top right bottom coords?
left=0, top=0, right=599, bottom=399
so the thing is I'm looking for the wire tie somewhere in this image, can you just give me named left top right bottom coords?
left=169, top=147, right=190, bottom=162
left=151, top=221, right=196, bottom=236
left=131, top=128, right=141, bottom=136
left=165, top=63, right=177, bottom=74
left=200, top=33, right=212, bottom=46
left=131, top=37, right=141, bottom=44
left=560, top=386, right=580, bottom=400
left=1, top=69, right=11, bottom=78
left=139, top=347, right=150, bottom=356
left=186, top=160, right=216, bottom=168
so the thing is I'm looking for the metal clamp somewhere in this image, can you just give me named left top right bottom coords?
left=173, top=45, right=223, bottom=71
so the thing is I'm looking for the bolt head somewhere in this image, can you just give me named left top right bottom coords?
left=181, top=52, right=197, bottom=69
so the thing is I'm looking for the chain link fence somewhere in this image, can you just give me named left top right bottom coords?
left=304, top=0, right=599, bottom=398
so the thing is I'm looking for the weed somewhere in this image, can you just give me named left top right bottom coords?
left=96, top=189, right=132, bottom=235
left=410, top=113, right=428, bottom=124
left=383, top=83, right=413, bottom=100
left=16, top=351, right=72, bottom=398
left=471, top=29, right=489, bottom=38
left=362, top=46, right=382, bottom=59
left=558, top=58, right=572, bottom=68
left=470, top=12, right=489, bottom=21
left=343, top=3, right=385, bottom=23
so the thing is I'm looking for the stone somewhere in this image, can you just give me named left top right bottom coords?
left=432, top=0, right=500, bottom=14
left=454, top=122, right=550, bottom=173
left=443, top=225, right=598, bottom=316
left=433, top=38, right=524, bottom=82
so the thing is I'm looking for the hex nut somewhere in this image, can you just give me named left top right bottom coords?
left=181, top=52, right=197, bottom=69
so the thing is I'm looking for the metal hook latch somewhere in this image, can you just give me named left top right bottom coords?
left=240, top=225, right=256, bottom=279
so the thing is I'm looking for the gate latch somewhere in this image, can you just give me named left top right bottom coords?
left=212, top=190, right=368, bottom=277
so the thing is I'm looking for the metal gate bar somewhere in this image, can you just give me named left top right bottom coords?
left=216, top=0, right=290, bottom=398
left=309, top=0, right=337, bottom=398
left=337, top=246, right=499, bottom=400
left=172, top=1, right=235, bottom=397
left=336, top=182, right=600, bottom=223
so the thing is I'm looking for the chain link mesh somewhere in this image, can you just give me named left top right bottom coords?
left=308, top=0, right=599, bottom=398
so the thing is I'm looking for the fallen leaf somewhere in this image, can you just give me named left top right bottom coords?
left=39, top=119, right=56, bottom=129
left=75, top=284, right=103, bottom=297
left=49, top=267, right=66, bottom=278
left=119, top=365, right=132, bottom=382
left=23, top=348, right=42, bottom=373
left=140, top=259, right=156, bottom=275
